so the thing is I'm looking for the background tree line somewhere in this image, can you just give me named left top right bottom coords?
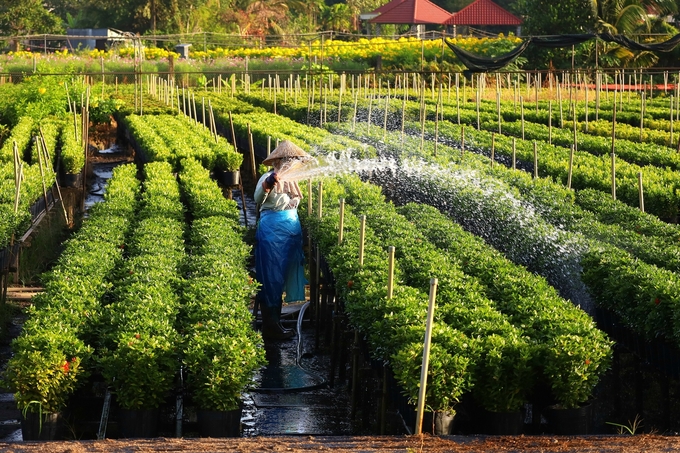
left=1, top=0, right=679, bottom=69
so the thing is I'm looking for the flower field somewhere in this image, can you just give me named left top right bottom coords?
left=1, top=65, right=680, bottom=438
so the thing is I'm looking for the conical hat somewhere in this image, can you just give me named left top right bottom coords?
left=262, top=140, right=309, bottom=166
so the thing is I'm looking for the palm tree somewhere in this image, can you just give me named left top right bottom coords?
left=221, top=0, right=289, bottom=36
left=591, top=0, right=678, bottom=67
left=321, top=3, right=352, bottom=32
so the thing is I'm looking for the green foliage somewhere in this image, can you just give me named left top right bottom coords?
left=515, top=0, right=596, bottom=35
left=2, top=163, right=140, bottom=413
left=179, top=157, right=264, bottom=411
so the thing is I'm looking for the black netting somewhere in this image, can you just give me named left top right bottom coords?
left=446, top=32, right=680, bottom=74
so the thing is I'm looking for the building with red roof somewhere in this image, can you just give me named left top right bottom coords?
left=363, top=0, right=453, bottom=36
left=445, top=0, right=522, bottom=36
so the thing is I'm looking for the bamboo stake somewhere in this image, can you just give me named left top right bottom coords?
left=338, top=198, right=345, bottom=244
left=611, top=94, right=617, bottom=200
left=461, top=125, right=465, bottom=157
left=359, top=215, right=366, bottom=266
left=40, top=129, right=68, bottom=225
left=496, top=89, right=502, bottom=134
left=35, top=137, right=49, bottom=210
left=434, top=101, right=439, bottom=157
left=414, top=278, right=438, bottom=436
left=387, top=246, right=395, bottom=299
left=611, top=152, right=616, bottom=200
left=638, top=172, right=645, bottom=213
left=548, top=101, right=552, bottom=144
left=520, top=96, right=525, bottom=140
left=307, top=180, right=312, bottom=216
left=533, top=141, right=538, bottom=179
left=671, top=96, right=675, bottom=147
left=318, top=181, right=323, bottom=219
left=383, top=94, right=389, bottom=140
left=567, top=145, right=574, bottom=190
left=512, top=137, right=516, bottom=170
left=639, top=91, right=645, bottom=142
left=248, top=124, right=256, bottom=181
left=456, top=73, right=460, bottom=124
left=490, top=133, right=495, bottom=167
left=228, top=112, right=238, bottom=154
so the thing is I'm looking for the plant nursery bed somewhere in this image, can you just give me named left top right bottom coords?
left=0, top=434, right=679, bottom=452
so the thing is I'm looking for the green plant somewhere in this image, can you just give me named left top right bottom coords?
left=606, top=414, right=643, bottom=435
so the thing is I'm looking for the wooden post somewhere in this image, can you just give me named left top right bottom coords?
left=338, top=198, right=345, bottom=244
left=512, top=137, right=516, bottom=170
left=461, top=125, right=465, bottom=157
left=611, top=90, right=617, bottom=198
left=414, top=278, right=439, bottom=436
left=359, top=215, right=366, bottom=266
left=548, top=101, right=552, bottom=144
left=611, top=152, right=616, bottom=200
left=638, top=172, right=645, bottom=212
left=533, top=141, right=538, bottom=179
left=318, top=181, right=323, bottom=219
left=497, top=90, right=502, bottom=134
left=248, top=124, right=256, bottom=181
left=228, top=112, right=238, bottom=153
left=567, top=145, right=574, bottom=190
left=671, top=96, right=674, bottom=147
left=640, top=92, right=645, bottom=141
left=383, top=94, right=389, bottom=140
left=308, top=180, right=313, bottom=216
left=490, top=133, right=495, bottom=167
left=520, top=96, right=525, bottom=140
left=387, top=246, right=395, bottom=299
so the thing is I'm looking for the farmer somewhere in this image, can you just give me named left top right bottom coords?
left=254, top=140, right=311, bottom=340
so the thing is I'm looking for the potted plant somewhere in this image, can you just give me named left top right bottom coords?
left=472, top=333, right=535, bottom=435
left=542, top=332, right=613, bottom=434
left=391, top=324, right=475, bottom=435
left=3, top=326, right=91, bottom=440
left=59, top=117, right=85, bottom=187
left=215, top=148, right=243, bottom=186
left=184, top=323, right=265, bottom=437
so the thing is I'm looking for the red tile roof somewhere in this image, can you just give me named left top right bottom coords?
left=445, top=0, right=522, bottom=25
left=369, top=0, right=453, bottom=24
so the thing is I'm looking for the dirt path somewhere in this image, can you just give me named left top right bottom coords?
left=0, top=434, right=679, bottom=453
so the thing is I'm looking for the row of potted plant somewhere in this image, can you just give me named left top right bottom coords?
left=486, top=117, right=680, bottom=172
left=123, top=113, right=242, bottom=172
left=98, top=161, right=184, bottom=413
left=178, top=157, right=265, bottom=420
left=333, top=120, right=680, bottom=349
left=300, top=179, right=474, bottom=418
left=0, top=117, right=64, bottom=249
left=336, top=174, right=612, bottom=411
left=58, top=114, right=85, bottom=176
left=2, top=163, right=140, bottom=418
left=423, top=118, right=680, bottom=221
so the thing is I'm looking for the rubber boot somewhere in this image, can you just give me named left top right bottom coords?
left=261, top=305, right=294, bottom=340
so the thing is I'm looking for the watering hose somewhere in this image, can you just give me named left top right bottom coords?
left=253, top=302, right=327, bottom=393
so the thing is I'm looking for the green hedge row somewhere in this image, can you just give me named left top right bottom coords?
left=3, top=163, right=140, bottom=413
left=178, top=157, right=265, bottom=412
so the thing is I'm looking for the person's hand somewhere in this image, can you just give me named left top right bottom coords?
left=263, top=172, right=279, bottom=192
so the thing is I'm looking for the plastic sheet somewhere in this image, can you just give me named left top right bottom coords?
left=255, top=209, right=307, bottom=308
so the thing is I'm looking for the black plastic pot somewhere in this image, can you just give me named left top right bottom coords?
left=118, top=408, right=159, bottom=438
left=61, top=171, right=82, bottom=188
left=481, top=409, right=524, bottom=435
left=197, top=407, right=242, bottom=438
left=434, top=410, right=455, bottom=435
left=219, top=170, right=240, bottom=186
left=21, top=411, right=62, bottom=440
left=544, top=403, right=593, bottom=435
